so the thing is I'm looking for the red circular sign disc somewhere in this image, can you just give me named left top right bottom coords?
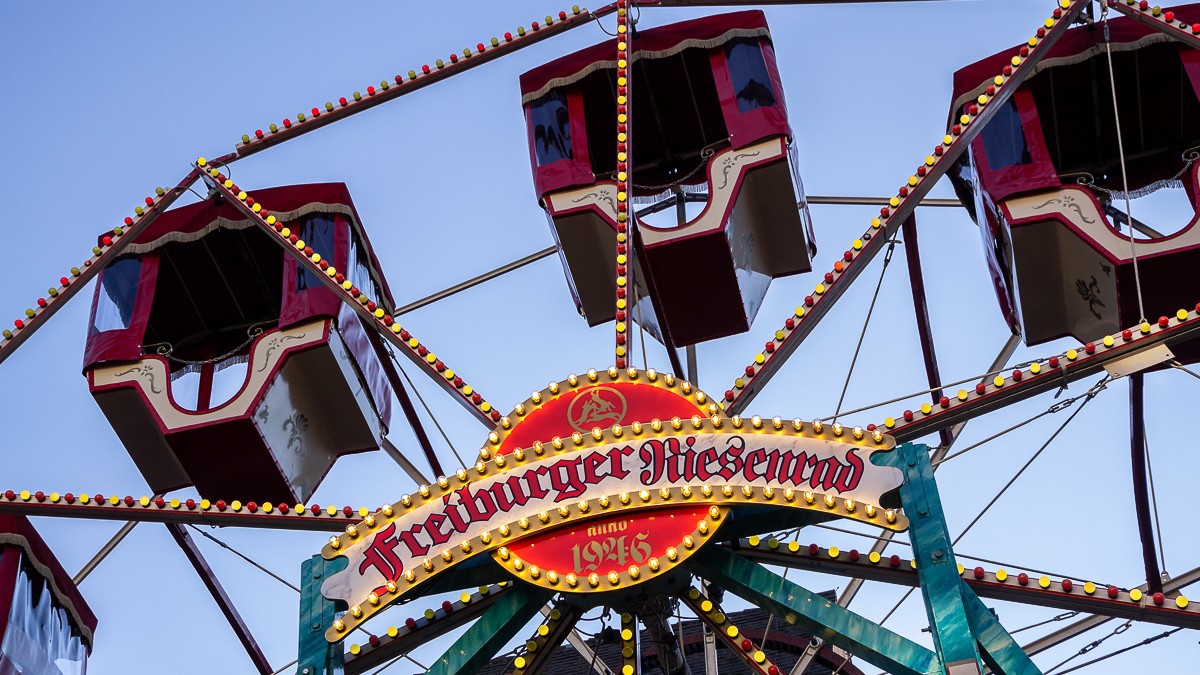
left=496, top=381, right=709, bottom=584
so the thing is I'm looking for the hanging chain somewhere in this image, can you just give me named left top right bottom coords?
left=142, top=322, right=269, bottom=367
left=1072, top=146, right=1200, bottom=200
left=630, top=144, right=720, bottom=191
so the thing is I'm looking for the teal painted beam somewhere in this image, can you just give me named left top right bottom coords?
left=887, top=443, right=984, bottom=673
left=298, top=555, right=348, bottom=675
left=426, top=583, right=552, bottom=675
left=962, top=589, right=1042, bottom=675
left=691, top=546, right=940, bottom=675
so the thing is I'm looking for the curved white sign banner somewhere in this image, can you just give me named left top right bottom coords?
left=322, top=429, right=903, bottom=606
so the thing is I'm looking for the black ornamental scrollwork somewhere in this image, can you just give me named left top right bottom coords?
left=1032, top=193, right=1096, bottom=224
left=570, top=190, right=618, bottom=217
left=115, top=364, right=161, bottom=394
left=1075, top=276, right=1106, bottom=320
left=716, top=151, right=761, bottom=190
left=257, top=333, right=306, bottom=372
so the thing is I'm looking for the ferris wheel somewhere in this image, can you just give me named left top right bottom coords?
left=1, top=1, right=1199, bottom=674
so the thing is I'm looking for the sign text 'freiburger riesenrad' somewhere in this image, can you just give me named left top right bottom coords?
left=319, top=416, right=905, bottom=640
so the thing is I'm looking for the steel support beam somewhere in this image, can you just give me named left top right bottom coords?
left=902, top=215, right=953, bottom=448
left=426, top=584, right=551, bottom=675
left=0, top=168, right=203, bottom=366
left=393, top=246, right=556, bottom=316
left=1022, top=564, right=1200, bottom=657
left=298, top=554, right=348, bottom=675
left=1129, top=373, right=1164, bottom=593
left=72, top=520, right=140, bottom=585
left=690, top=546, right=940, bottom=675
left=0, top=492, right=359, bottom=531
left=939, top=335, right=1022, bottom=449
left=961, top=590, right=1040, bottom=675
left=808, top=196, right=962, bottom=208
left=225, top=8, right=611, bottom=164
left=73, top=490, right=167, bottom=585
left=1104, top=0, right=1200, bottom=50
left=380, top=436, right=431, bottom=486
left=365, top=321, right=444, bottom=477
left=733, top=542, right=1200, bottom=631
left=344, top=585, right=508, bottom=674
left=681, top=588, right=784, bottom=674
left=884, top=443, right=985, bottom=673
left=724, top=0, right=1088, bottom=415
left=883, top=311, right=1200, bottom=443
left=621, top=611, right=642, bottom=675
left=167, top=523, right=273, bottom=675
left=512, top=601, right=584, bottom=675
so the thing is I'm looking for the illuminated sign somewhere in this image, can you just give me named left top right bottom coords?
left=319, top=370, right=905, bottom=640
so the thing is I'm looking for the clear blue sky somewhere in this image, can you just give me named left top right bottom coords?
left=1, top=1, right=1195, bottom=672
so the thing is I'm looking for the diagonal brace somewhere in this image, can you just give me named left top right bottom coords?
left=167, top=523, right=273, bottom=674
left=196, top=165, right=499, bottom=430
left=427, top=584, right=551, bottom=675
left=513, top=599, right=583, bottom=674
left=0, top=167, right=204, bottom=366
left=1103, top=0, right=1200, bottom=50
left=881, top=443, right=984, bottom=673
left=689, top=546, right=941, bottom=675
left=962, top=588, right=1041, bottom=675
left=722, top=0, right=1089, bottom=415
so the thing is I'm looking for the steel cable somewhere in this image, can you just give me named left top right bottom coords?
left=833, top=238, right=899, bottom=422
left=878, top=379, right=1107, bottom=625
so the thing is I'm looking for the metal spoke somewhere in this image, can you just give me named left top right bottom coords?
left=1103, top=0, right=1200, bottom=50
left=880, top=312, right=1197, bottom=443
left=196, top=166, right=501, bottom=427
left=620, top=611, right=641, bottom=675
left=343, top=585, right=510, bottom=674
left=721, top=0, right=1089, bottom=414
left=732, top=540, right=1200, bottom=630
left=425, top=585, right=551, bottom=675
left=0, top=168, right=201, bottom=366
left=0, top=491, right=367, bottom=531
left=680, top=587, right=785, bottom=674
left=167, top=523, right=273, bottom=674
left=1022, top=564, right=1200, bottom=657
left=511, top=601, right=584, bottom=675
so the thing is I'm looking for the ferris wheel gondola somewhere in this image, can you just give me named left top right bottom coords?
left=948, top=3, right=1200, bottom=358
left=522, top=10, right=815, bottom=348
left=83, top=183, right=396, bottom=505
left=2, top=1, right=1200, bottom=674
